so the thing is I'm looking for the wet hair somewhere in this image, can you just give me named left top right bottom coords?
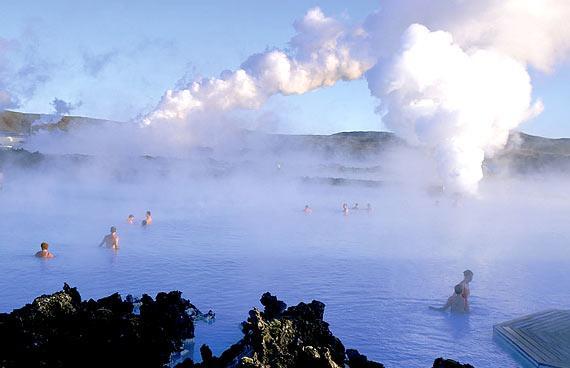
left=40, top=242, right=49, bottom=250
left=146, top=211, right=151, bottom=216
left=128, top=214, right=134, bottom=218
left=454, top=284, right=463, bottom=294
left=463, top=270, right=474, bottom=277
left=110, top=226, right=117, bottom=233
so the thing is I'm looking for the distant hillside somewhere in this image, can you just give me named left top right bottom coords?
left=511, top=132, right=570, bottom=156
left=0, top=110, right=114, bottom=133
left=2, top=110, right=570, bottom=174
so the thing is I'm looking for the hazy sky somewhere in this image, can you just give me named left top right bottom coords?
left=0, top=0, right=568, bottom=137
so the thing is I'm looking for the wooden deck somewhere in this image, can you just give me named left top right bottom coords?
left=494, top=310, right=570, bottom=368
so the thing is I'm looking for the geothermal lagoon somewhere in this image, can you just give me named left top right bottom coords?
left=1, top=138, right=569, bottom=367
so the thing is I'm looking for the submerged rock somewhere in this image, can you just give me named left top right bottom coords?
left=0, top=283, right=210, bottom=368
left=432, top=358, right=475, bottom=368
left=346, top=349, right=385, bottom=368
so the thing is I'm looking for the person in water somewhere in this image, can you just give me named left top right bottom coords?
left=342, top=203, right=349, bottom=215
left=127, top=214, right=135, bottom=224
left=142, top=211, right=152, bottom=226
left=430, top=284, right=468, bottom=313
left=303, top=205, right=313, bottom=214
left=459, top=269, right=474, bottom=310
left=35, top=242, right=54, bottom=258
left=99, top=226, right=119, bottom=249
left=352, top=203, right=359, bottom=210
left=366, top=203, right=372, bottom=212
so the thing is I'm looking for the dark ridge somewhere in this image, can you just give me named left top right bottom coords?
left=0, top=110, right=117, bottom=134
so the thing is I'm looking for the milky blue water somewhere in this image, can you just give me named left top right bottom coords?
left=0, top=176, right=569, bottom=368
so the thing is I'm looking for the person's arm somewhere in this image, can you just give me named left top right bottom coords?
left=113, top=236, right=119, bottom=249
left=430, top=296, right=453, bottom=311
left=98, top=236, right=106, bottom=247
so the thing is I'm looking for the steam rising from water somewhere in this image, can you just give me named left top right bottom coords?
left=11, top=2, right=570, bottom=194
left=368, top=24, right=543, bottom=194
left=133, top=2, right=570, bottom=194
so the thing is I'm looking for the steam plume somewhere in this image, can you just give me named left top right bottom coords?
left=51, top=98, right=82, bottom=116
left=363, top=0, right=570, bottom=193
left=363, top=0, right=570, bottom=72
left=142, top=8, right=372, bottom=126
left=368, top=24, right=542, bottom=194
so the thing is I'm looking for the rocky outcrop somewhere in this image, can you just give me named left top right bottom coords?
left=432, top=358, right=475, bottom=368
left=0, top=283, right=213, bottom=368
left=0, top=287, right=474, bottom=368
left=175, top=292, right=472, bottom=368
left=175, top=292, right=350, bottom=368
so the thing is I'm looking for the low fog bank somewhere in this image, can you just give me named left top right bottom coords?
left=2, top=120, right=570, bottom=211
left=1, top=123, right=570, bottom=264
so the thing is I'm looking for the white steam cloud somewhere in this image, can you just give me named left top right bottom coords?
left=51, top=97, right=82, bottom=116
left=142, top=8, right=373, bottom=125
left=369, top=24, right=543, bottom=194
left=137, top=1, right=570, bottom=194
left=363, top=0, right=570, bottom=193
left=19, top=2, right=566, bottom=195
left=0, top=33, right=52, bottom=111
left=363, top=0, right=570, bottom=72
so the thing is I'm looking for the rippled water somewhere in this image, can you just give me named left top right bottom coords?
left=1, top=177, right=569, bottom=367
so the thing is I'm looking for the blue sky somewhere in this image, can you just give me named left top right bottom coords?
left=0, top=0, right=568, bottom=137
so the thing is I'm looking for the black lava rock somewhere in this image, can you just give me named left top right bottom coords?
left=176, top=293, right=385, bottom=368
left=346, top=349, right=385, bottom=368
left=0, top=284, right=204, bottom=368
left=433, top=357, right=475, bottom=368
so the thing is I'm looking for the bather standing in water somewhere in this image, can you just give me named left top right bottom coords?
left=142, top=211, right=152, bottom=226
left=99, top=226, right=119, bottom=249
left=303, top=205, right=313, bottom=214
left=127, top=214, right=135, bottom=224
left=430, top=284, right=468, bottom=313
left=459, top=269, right=474, bottom=310
left=35, top=242, right=54, bottom=258
left=342, top=203, right=349, bottom=216
left=366, top=203, right=372, bottom=212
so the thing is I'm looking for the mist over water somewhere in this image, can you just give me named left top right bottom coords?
left=1, top=137, right=569, bottom=367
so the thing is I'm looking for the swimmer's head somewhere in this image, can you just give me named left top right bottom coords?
left=454, top=284, right=463, bottom=294
left=463, top=269, right=474, bottom=282
left=40, top=242, right=49, bottom=250
left=110, top=226, right=117, bottom=233
left=146, top=211, right=151, bottom=216
left=128, top=215, right=134, bottom=219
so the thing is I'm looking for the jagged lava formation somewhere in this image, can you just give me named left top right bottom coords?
left=0, top=287, right=473, bottom=368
